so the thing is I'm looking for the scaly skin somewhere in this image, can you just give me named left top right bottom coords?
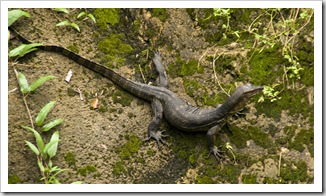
left=10, top=27, right=263, bottom=160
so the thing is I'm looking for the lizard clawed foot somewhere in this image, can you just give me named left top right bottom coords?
left=207, top=145, right=225, bottom=161
left=144, top=130, right=169, bottom=150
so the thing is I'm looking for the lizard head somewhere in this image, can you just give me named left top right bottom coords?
left=241, top=83, right=264, bottom=99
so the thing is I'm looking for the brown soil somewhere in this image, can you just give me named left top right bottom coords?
left=8, top=8, right=314, bottom=184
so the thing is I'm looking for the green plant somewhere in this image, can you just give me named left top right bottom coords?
left=56, top=20, right=80, bottom=32
left=258, top=84, right=282, bottom=103
left=54, top=8, right=96, bottom=32
left=23, top=126, right=63, bottom=184
left=77, top=11, right=96, bottom=23
left=8, top=9, right=30, bottom=26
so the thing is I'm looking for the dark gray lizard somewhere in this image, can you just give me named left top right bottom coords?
left=10, top=27, right=263, bottom=159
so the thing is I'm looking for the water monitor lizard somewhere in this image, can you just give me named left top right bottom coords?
left=10, top=27, right=263, bottom=160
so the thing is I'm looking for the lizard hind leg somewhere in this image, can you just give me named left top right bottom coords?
left=145, top=99, right=169, bottom=149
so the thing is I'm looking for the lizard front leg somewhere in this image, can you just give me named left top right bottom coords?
left=144, top=51, right=169, bottom=149
left=146, top=99, right=168, bottom=149
left=207, top=125, right=224, bottom=161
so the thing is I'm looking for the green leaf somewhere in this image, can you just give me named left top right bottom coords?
left=8, top=10, right=30, bottom=27
left=77, top=12, right=86, bottom=19
left=37, top=159, right=45, bottom=173
left=47, top=131, right=60, bottom=158
left=29, top=75, right=55, bottom=92
left=56, top=20, right=70, bottom=26
left=42, top=118, right=64, bottom=132
left=71, top=181, right=83, bottom=184
left=70, top=23, right=80, bottom=32
left=9, top=43, right=43, bottom=58
left=53, top=8, right=69, bottom=14
left=87, top=14, right=96, bottom=23
left=43, top=139, right=60, bottom=158
left=17, top=72, right=29, bottom=94
left=22, top=125, right=44, bottom=152
left=35, top=101, right=56, bottom=126
left=25, top=141, right=40, bottom=156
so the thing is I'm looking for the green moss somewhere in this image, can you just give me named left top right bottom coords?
left=8, top=175, right=21, bottom=184
left=98, top=105, right=108, bottom=113
left=228, top=125, right=273, bottom=149
left=152, top=8, right=169, bottom=22
left=168, top=55, right=203, bottom=78
left=196, top=176, right=215, bottom=184
left=280, top=160, right=311, bottom=183
left=77, top=165, right=97, bottom=177
left=97, top=34, right=133, bottom=68
left=289, top=128, right=314, bottom=156
left=67, top=43, right=79, bottom=54
left=228, top=123, right=250, bottom=149
left=112, top=161, right=126, bottom=176
left=116, top=134, right=142, bottom=160
left=242, top=174, right=258, bottom=184
left=183, top=79, right=200, bottom=97
left=189, top=154, right=198, bottom=166
left=112, top=89, right=134, bottom=107
left=218, top=165, right=241, bottom=183
left=263, top=177, right=280, bottom=184
left=94, top=8, right=120, bottom=30
left=248, top=45, right=285, bottom=86
left=247, top=126, right=273, bottom=149
left=146, top=149, right=154, bottom=156
left=256, top=88, right=313, bottom=121
left=64, top=152, right=77, bottom=168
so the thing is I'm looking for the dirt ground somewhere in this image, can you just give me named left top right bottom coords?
left=7, top=8, right=314, bottom=184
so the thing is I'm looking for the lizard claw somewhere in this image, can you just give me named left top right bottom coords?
left=207, top=145, right=225, bottom=161
left=144, top=130, right=169, bottom=150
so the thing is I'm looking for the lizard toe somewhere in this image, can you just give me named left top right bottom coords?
left=207, top=145, right=225, bottom=161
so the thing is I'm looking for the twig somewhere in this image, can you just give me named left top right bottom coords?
left=212, top=50, right=230, bottom=97
left=75, top=88, right=83, bottom=101
left=138, top=64, right=146, bottom=83
left=13, top=68, right=34, bottom=129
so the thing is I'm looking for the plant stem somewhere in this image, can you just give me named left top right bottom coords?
left=13, top=68, right=35, bottom=129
